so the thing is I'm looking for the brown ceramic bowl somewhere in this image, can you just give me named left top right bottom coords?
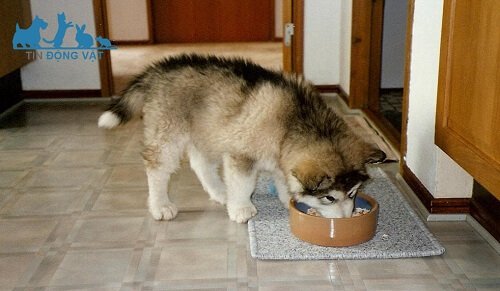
left=289, top=193, right=378, bottom=247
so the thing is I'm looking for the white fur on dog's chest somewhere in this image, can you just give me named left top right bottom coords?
left=255, top=158, right=279, bottom=172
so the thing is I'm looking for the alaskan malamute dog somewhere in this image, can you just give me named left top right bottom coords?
left=98, top=54, right=385, bottom=223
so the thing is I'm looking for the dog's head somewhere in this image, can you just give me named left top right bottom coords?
left=283, top=139, right=385, bottom=218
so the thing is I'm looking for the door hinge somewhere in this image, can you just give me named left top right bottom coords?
left=284, top=23, right=295, bottom=47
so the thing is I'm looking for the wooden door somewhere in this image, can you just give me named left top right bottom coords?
left=436, top=0, right=500, bottom=198
left=152, top=0, right=274, bottom=43
left=282, top=0, right=303, bottom=73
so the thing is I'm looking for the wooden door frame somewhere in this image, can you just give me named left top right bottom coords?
left=93, top=0, right=113, bottom=97
left=400, top=0, right=415, bottom=169
left=282, top=0, right=304, bottom=74
left=350, top=0, right=401, bottom=150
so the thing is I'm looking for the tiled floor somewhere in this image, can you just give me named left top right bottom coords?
left=0, top=44, right=499, bottom=290
left=0, top=101, right=499, bottom=290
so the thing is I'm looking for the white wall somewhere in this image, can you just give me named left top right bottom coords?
left=303, top=0, right=473, bottom=198
left=405, top=0, right=473, bottom=198
left=21, top=0, right=101, bottom=90
left=380, top=0, right=407, bottom=88
left=303, top=0, right=340, bottom=85
left=107, top=0, right=149, bottom=41
left=339, top=0, right=352, bottom=94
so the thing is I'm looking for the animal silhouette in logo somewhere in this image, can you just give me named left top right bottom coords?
left=43, top=12, right=73, bottom=48
left=95, top=36, right=114, bottom=49
left=75, top=24, right=93, bottom=48
left=12, top=15, right=48, bottom=49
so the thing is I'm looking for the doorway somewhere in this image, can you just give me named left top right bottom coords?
left=101, top=0, right=295, bottom=94
left=350, top=0, right=409, bottom=150
left=378, top=0, right=407, bottom=133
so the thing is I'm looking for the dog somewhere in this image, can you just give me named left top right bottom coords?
left=98, top=54, right=385, bottom=223
left=12, top=15, right=48, bottom=49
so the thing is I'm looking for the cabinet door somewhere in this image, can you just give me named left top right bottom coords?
left=0, top=0, right=32, bottom=77
left=435, top=0, right=500, bottom=198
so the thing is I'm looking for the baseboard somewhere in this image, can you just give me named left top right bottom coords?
left=470, top=182, right=500, bottom=242
left=22, top=90, right=102, bottom=99
left=314, top=85, right=339, bottom=94
left=401, top=164, right=470, bottom=214
left=113, top=40, right=153, bottom=45
left=337, top=86, right=349, bottom=104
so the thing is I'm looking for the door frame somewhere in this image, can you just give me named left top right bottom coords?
left=282, top=0, right=304, bottom=74
left=93, top=0, right=113, bottom=97
left=349, top=0, right=408, bottom=150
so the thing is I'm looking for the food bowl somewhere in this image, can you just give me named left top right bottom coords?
left=289, top=193, right=378, bottom=247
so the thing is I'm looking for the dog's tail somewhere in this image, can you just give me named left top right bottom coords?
left=98, top=79, right=146, bottom=129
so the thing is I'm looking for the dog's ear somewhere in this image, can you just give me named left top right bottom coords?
left=291, top=161, right=331, bottom=192
left=365, top=148, right=386, bottom=164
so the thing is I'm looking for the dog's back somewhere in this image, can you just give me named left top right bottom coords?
left=99, top=54, right=297, bottom=159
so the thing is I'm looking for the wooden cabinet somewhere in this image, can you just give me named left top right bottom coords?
left=436, top=0, right=500, bottom=199
left=0, top=0, right=32, bottom=77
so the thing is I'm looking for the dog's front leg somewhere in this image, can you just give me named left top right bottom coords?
left=272, top=170, right=291, bottom=209
left=223, top=154, right=258, bottom=223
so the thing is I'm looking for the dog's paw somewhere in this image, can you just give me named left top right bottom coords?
left=228, top=205, right=257, bottom=223
left=149, top=203, right=178, bottom=221
left=278, top=192, right=291, bottom=209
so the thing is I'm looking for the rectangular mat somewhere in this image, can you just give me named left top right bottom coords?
left=248, top=167, right=445, bottom=260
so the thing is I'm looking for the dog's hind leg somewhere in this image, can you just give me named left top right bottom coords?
left=223, top=154, right=258, bottom=223
left=187, top=145, right=226, bottom=205
left=143, top=135, right=188, bottom=220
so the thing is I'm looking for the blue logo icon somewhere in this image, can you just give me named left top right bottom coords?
left=13, top=13, right=116, bottom=62
left=12, top=15, right=48, bottom=49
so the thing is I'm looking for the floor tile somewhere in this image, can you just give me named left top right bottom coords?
left=49, top=249, right=132, bottom=286
left=59, top=135, right=126, bottom=150
left=46, top=150, right=108, bottom=166
left=105, top=165, right=148, bottom=188
left=256, top=260, right=331, bottom=282
left=71, top=217, right=145, bottom=245
left=155, top=245, right=229, bottom=281
left=346, top=259, right=433, bottom=278
left=0, top=220, right=58, bottom=253
left=0, top=150, right=44, bottom=170
left=0, top=170, right=27, bottom=187
left=156, top=211, right=242, bottom=241
left=22, top=168, right=107, bottom=189
left=0, top=253, right=36, bottom=286
left=362, top=277, right=442, bottom=290
left=0, top=190, right=90, bottom=216
left=92, top=189, right=148, bottom=211
left=0, top=135, right=58, bottom=150
left=445, top=242, right=500, bottom=279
